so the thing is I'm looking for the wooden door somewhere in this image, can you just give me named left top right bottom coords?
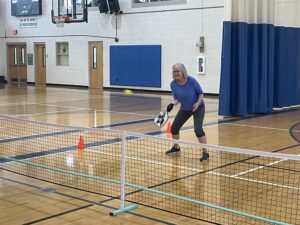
left=35, top=44, right=46, bottom=86
left=8, top=44, right=27, bottom=83
left=89, top=42, right=103, bottom=89
left=8, top=45, right=19, bottom=82
left=18, top=45, right=27, bottom=82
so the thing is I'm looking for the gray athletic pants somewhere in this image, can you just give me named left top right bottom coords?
left=171, top=105, right=205, bottom=137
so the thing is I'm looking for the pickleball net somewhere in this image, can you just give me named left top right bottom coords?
left=0, top=115, right=299, bottom=224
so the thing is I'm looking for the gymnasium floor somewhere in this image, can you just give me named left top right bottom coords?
left=0, top=84, right=299, bottom=225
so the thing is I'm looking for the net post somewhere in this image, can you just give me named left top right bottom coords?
left=110, top=131, right=137, bottom=216
left=120, top=131, right=126, bottom=208
left=93, top=110, right=97, bottom=128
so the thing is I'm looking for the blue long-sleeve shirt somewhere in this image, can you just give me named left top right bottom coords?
left=170, top=76, right=204, bottom=111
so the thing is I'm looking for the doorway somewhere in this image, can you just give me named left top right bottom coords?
left=35, top=43, right=46, bottom=86
left=89, top=42, right=103, bottom=89
left=8, top=44, right=27, bottom=83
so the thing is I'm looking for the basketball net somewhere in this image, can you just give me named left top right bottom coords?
left=54, top=16, right=69, bottom=27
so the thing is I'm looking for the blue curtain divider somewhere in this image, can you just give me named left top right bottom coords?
left=219, top=21, right=300, bottom=116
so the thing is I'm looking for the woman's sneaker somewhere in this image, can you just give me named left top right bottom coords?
left=200, top=152, right=209, bottom=161
left=166, top=146, right=180, bottom=154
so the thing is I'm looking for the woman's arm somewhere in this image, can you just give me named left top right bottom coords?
left=192, top=94, right=204, bottom=112
left=173, top=99, right=179, bottom=105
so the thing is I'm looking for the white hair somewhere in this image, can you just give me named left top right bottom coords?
left=172, top=63, right=189, bottom=78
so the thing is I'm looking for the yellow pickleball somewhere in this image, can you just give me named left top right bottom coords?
left=123, top=89, right=133, bottom=95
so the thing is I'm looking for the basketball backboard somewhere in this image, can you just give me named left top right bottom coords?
left=51, top=0, right=88, bottom=24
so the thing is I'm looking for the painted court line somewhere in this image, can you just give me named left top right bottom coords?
left=226, top=123, right=290, bottom=132
left=0, top=129, right=80, bottom=144
left=2, top=125, right=297, bottom=192
left=85, top=146, right=299, bottom=190
left=36, top=103, right=153, bottom=117
left=14, top=108, right=87, bottom=117
left=0, top=102, right=39, bottom=107
left=0, top=137, right=124, bottom=164
left=231, top=159, right=287, bottom=177
left=0, top=176, right=174, bottom=225
left=162, top=111, right=296, bottom=136
left=1, top=133, right=298, bottom=193
left=35, top=103, right=91, bottom=111
left=1, top=108, right=294, bottom=191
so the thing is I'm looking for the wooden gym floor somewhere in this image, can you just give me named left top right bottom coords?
left=0, top=84, right=299, bottom=225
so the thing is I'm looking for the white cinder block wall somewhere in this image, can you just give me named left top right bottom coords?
left=0, top=0, right=224, bottom=94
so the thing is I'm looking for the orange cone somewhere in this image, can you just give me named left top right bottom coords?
left=77, top=135, right=85, bottom=151
left=78, top=149, right=84, bottom=161
left=166, top=121, right=171, bottom=138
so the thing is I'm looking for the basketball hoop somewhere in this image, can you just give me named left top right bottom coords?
left=54, top=16, right=69, bottom=27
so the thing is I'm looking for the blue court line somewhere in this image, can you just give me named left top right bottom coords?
left=97, top=117, right=155, bottom=128
left=146, top=112, right=267, bottom=136
left=96, top=109, right=218, bottom=129
left=0, top=129, right=80, bottom=144
left=0, top=176, right=176, bottom=225
left=0, top=138, right=121, bottom=163
left=1, top=107, right=298, bottom=163
left=0, top=135, right=143, bottom=164
left=0, top=109, right=218, bottom=143
left=0, top=108, right=297, bottom=225
left=2, top=155, right=290, bottom=225
left=289, top=121, right=300, bottom=144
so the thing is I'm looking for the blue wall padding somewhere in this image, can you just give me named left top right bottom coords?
left=110, top=45, right=161, bottom=87
left=219, top=21, right=300, bottom=116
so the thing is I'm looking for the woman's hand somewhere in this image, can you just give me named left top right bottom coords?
left=192, top=102, right=200, bottom=112
left=167, top=103, right=174, bottom=112
left=193, top=94, right=203, bottom=112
